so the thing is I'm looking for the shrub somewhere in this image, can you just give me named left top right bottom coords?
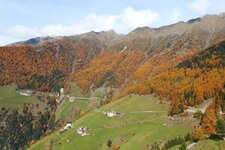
left=216, top=119, right=225, bottom=133
left=208, top=134, right=223, bottom=140
left=107, top=140, right=112, bottom=148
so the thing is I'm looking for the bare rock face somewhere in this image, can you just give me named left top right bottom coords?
left=8, top=36, right=54, bottom=46
left=108, top=13, right=225, bottom=55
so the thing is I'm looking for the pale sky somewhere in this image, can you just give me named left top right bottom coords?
left=0, top=0, right=225, bottom=45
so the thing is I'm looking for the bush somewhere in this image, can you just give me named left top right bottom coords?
left=179, top=141, right=186, bottom=150
left=151, top=142, right=160, bottom=150
left=185, top=133, right=192, bottom=141
left=216, top=119, right=225, bottom=133
left=162, top=133, right=193, bottom=149
left=208, top=134, right=223, bottom=140
left=107, top=140, right=112, bottom=148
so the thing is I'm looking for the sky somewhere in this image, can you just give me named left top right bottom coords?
left=0, top=0, right=225, bottom=45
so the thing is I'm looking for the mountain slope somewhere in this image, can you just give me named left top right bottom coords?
left=1, top=13, right=225, bottom=101
left=0, top=42, right=75, bottom=92
left=117, top=38, right=225, bottom=116
left=71, top=13, right=225, bottom=93
left=109, top=14, right=225, bottom=52
left=0, top=30, right=121, bottom=92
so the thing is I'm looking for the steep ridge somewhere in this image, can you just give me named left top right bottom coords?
left=109, top=14, right=225, bottom=53
left=9, top=36, right=54, bottom=46
left=59, top=30, right=122, bottom=71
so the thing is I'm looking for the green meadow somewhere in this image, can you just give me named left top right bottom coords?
left=29, top=95, right=197, bottom=150
left=0, top=85, right=38, bottom=108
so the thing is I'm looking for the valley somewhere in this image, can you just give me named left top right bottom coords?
left=1, top=10, right=225, bottom=150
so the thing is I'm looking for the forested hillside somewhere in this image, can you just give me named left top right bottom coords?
left=117, top=38, right=225, bottom=135
left=118, top=38, right=225, bottom=112
left=1, top=14, right=225, bottom=111
left=0, top=42, right=75, bottom=92
left=72, top=50, right=146, bottom=92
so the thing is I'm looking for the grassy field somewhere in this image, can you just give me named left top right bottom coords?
left=29, top=95, right=197, bottom=150
left=169, top=140, right=225, bottom=150
left=70, top=83, right=85, bottom=97
left=70, top=83, right=106, bottom=99
left=191, top=140, right=225, bottom=150
left=55, top=98, right=89, bottom=120
left=168, top=141, right=191, bottom=150
left=56, top=83, right=105, bottom=121
left=0, top=85, right=38, bottom=108
left=56, top=84, right=90, bottom=121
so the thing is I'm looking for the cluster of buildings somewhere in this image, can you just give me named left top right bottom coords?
left=76, top=126, right=91, bottom=136
left=18, top=89, right=35, bottom=96
left=58, top=123, right=91, bottom=137
left=58, top=111, right=125, bottom=138
left=56, top=88, right=77, bottom=103
left=104, top=111, right=124, bottom=118
left=67, top=95, right=76, bottom=102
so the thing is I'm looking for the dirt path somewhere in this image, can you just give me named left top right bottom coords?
left=93, top=110, right=166, bottom=113
left=127, top=111, right=166, bottom=113
left=187, top=142, right=196, bottom=150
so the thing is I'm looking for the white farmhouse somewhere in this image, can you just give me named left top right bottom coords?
left=64, top=122, right=72, bottom=130
left=67, top=95, right=76, bottom=102
left=60, top=88, right=64, bottom=95
left=76, top=127, right=90, bottom=136
left=104, top=111, right=124, bottom=118
left=58, top=122, right=73, bottom=134
left=19, top=89, right=35, bottom=96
